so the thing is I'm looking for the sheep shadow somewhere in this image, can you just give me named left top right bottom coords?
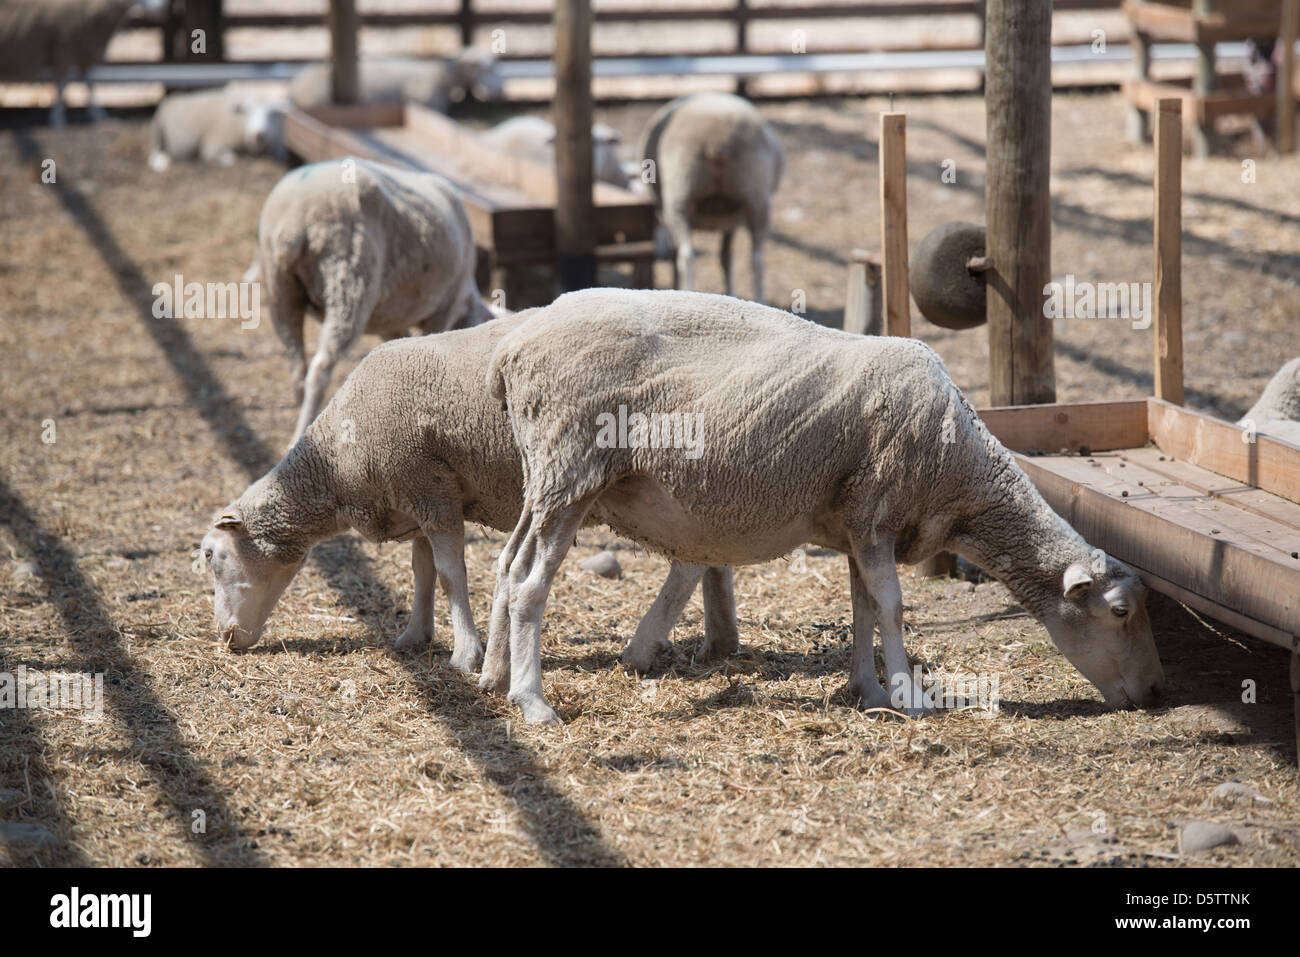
left=14, top=126, right=626, bottom=868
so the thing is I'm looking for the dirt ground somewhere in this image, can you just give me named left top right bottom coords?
left=1, top=90, right=1298, bottom=867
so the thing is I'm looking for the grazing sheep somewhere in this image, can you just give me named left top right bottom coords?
left=1239, top=357, right=1300, bottom=445
left=148, top=88, right=287, bottom=171
left=0, top=0, right=165, bottom=129
left=485, top=289, right=1166, bottom=724
left=481, top=116, right=630, bottom=188
left=247, top=157, right=491, bottom=443
left=288, top=52, right=503, bottom=112
left=200, top=316, right=739, bottom=674
left=637, top=93, right=784, bottom=303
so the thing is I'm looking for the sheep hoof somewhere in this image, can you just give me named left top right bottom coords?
left=449, top=643, right=484, bottom=673
left=620, top=644, right=663, bottom=676
left=478, top=668, right=510, bottom=694
left=393, top=625, right=430, bottom=650
left=512, top=694, right=561, bottom=725
left=847, top=680, right=894, bottom=712
left=699, top=636, right=739, bottom=662
left=148, top=151, right=171, bottom=173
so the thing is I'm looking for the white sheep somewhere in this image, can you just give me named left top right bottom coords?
left=245, top=157, right=491, bottom=443
left=0, top=0, right=165, bottom=129
left=200, top=316, right=739, bottom=674
left=1239, top=357, right=1300, bottom=445
left=288, top=52, right=503, bottom=112
left=481, top=116, right=630, bottom=188
left=148, top=88, right=287, bottom=171
left=636, top=93, right=784, bottom=303
left=484, top=289, right=1166, bottom=724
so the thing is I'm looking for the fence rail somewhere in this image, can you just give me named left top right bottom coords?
left=122, top=1, right=1126, bottom=65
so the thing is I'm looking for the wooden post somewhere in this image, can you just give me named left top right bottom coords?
left=1153, top=98, right=1184, bottom=405
left=328, top=0, right=359, bottom=106
left=843, top=249, right=882, bottom=336
left=1192, top=0, right=1217, bottom=158
left=459, top=0, right=475, bottom=48
left=985, top=0, right=1054, bottom=406
left=879, top=111, right=910, bottom=338
left=177, top=0, right=223, bottom=62
left=1279, top=0, right=1298, bottom=154
left=554, top=0, right=597, bottom=291
left=735, top=0, right=750, bottom=97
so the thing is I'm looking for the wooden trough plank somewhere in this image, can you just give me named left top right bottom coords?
left=979, top=399, right=1150, bottom=454
left=1034, top=452, right=1300, bottom=563
left=1015, top=452, right=1300, bottom=647
left=1148, top=398, right=1300, bottom=500
left=1120, top=446, right=1300, bottom=532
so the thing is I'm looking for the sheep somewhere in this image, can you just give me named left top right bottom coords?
left=484, top=289, right=1167, bottom=725
left=288, top=52, right=503, bottom=112
left=245, top=157, right=492, bottom=443
left=636, top=93, right=784, bottom=304
left=200, top=315, right=739, bottom=675
left=148, top=88, right=287, bottom=171
left=1239, top=357, right=1300, bottom=445
left=481, top=116, right=630, bottom=188
left=0, top=0, right=165, bottom=129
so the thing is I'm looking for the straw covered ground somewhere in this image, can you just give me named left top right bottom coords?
left=1, top=91, right=1297, bottom=867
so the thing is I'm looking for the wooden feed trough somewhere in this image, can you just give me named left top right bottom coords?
left=855, top=97, right=1300, bottom=756
left=280, top=102, right=658, bottom=302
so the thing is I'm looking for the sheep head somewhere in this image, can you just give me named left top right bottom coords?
left=201, top=508, right=303, bottom=651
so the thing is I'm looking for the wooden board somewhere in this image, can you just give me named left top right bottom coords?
left=983, top=397, right=1300, bottom=652
left=1124, top=0, right=1286, bottom=44
left=280, top=103, right=656, bottom=272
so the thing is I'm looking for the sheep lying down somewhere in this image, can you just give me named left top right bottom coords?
left=200, top=316, right=740, bottom=674
left=289, top=52, right=503, bottom=112
left=487, top=289, right=1167, bottom=724
left=248, top=158, right=491, bottom=444
left=1239, top=356, right=1300, bottom=446
left=148, top=88, right=286, bottom=170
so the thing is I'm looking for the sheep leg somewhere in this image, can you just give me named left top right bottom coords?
left=700, top=566, right=740, bottom=661
left=505, top=502, right=590, bottom=724
left=720, top=230, right=736, bottom=298
left=847, top=556, right=891, bottom=710
left=429, top=527, right=483, bottom=672
left=621, top=560, right=706, bottom=674
left=267, top=271, right=308, bottom=410
left=83, top=69, right=106, bottom=123
left=292, top=307, right=364, bottom=444
left=663, top=203, right=695, bottom=292
left=395, top=536, right=436, bottom=650
left=480, top=508, right=532, bottom=694
left=51, top=74, right=68, bottom=130
left=747, top=214, right=769, bottom=305
left=856, top=540, right=930, bottom=716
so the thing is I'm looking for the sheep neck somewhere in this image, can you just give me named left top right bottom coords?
left=244, top=437, right=343, bottom=560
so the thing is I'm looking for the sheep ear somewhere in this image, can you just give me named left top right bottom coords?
left=214, top=509, right=243, bottom=530
left=1063, top=563, right=1093, bottom=600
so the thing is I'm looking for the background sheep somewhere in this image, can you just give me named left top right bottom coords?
left=1239, top=357, right=1300, bottom=445
left=289, top=52, right=503, bottom=112
left=0, top=0, right=165, bottom=129
left=148, top=88, right=287, bottom=170
left=201, top=317, right=739, bottom=674
left=485, top=289, right=1166, bottom=725
left=637, top=93, right=784, bottom=303
left=246, top=157, right=491, bottom=443
left=481, top=116, right=630, bottom=188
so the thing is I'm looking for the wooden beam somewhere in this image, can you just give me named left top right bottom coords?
left=1191, top=0, right=1217, bottom=156
left=879, top=111, right=910, bottom=338
left=553, top=0, right=596, bottom=292
left=1279, top=0, right=1298, bottom=153
left=1127, top=29, right=1151, bottom=142
left=980, top=399, right=1151, bottom=454
left=328, top=0, right=359, bottom=106
left=985, top=0, right=1054, bottom=405
left=1153, top=97, right=1184, bottom=406
left=843, top=249, right=882, bottom=336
